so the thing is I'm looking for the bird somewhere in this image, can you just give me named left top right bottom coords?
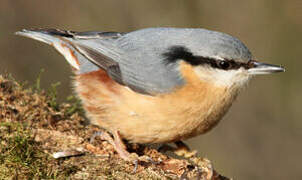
left=16, top=27, right=284, bottom=162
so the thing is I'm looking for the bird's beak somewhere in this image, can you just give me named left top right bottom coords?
left=247, top=60, right=285, bottom=75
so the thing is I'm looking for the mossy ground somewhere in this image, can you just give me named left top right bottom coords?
left=0, top=74, right=229, bottom=180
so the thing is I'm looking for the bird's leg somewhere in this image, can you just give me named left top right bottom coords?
left=90, top=130, right=140, bottom=173
left=90, top=131, right=162, bottom=173
left=95, top=130, right=138, bottom=161
left=112, top=131, right=138, bottom=161
left=159, top=141, right=197, bottom=158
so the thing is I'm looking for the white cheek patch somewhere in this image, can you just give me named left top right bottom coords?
left=193, top=66, right=250, bottom=87
left=53, top=42, right=80, bottom=70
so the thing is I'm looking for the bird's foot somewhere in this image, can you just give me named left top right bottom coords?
left=90, top=130, right=159, bottom=173
left=91, top=130, right=137, bottom=161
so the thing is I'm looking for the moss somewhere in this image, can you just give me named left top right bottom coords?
left=0, top=122, right=55, bottom=179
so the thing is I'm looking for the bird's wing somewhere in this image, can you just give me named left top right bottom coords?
left=70, top=39, right=125, bottom=85
left=52, top=29, right=127, bottom=85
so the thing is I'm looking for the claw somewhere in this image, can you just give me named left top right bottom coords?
left=89, top=131, right=103, bottom=144
left=132, top=159, right=139, bottom=174
left=145, top=156, right=162, bottom=165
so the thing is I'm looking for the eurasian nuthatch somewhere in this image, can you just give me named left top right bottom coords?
left=16, top=27, right=285, bottom=161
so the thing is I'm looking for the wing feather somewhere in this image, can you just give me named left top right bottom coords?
left=72, top=43, right=124, bottom=85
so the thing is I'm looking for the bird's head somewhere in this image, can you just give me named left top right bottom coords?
left=162, top=29, right=285, bottom=90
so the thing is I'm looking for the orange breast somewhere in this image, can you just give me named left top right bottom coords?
left=74, top=62, right=239, bottom=144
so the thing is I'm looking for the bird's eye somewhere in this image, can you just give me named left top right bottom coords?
left=217, top=60, right=230, bottom=70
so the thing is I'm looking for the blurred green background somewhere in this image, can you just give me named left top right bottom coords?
left=1, top=0, right=301, bottom=179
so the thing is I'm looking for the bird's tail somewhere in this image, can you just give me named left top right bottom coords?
left=16, top=29, right=98, bottom=73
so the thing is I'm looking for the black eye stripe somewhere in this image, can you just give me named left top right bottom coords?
left=162, top=45, right=249, bottom=70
